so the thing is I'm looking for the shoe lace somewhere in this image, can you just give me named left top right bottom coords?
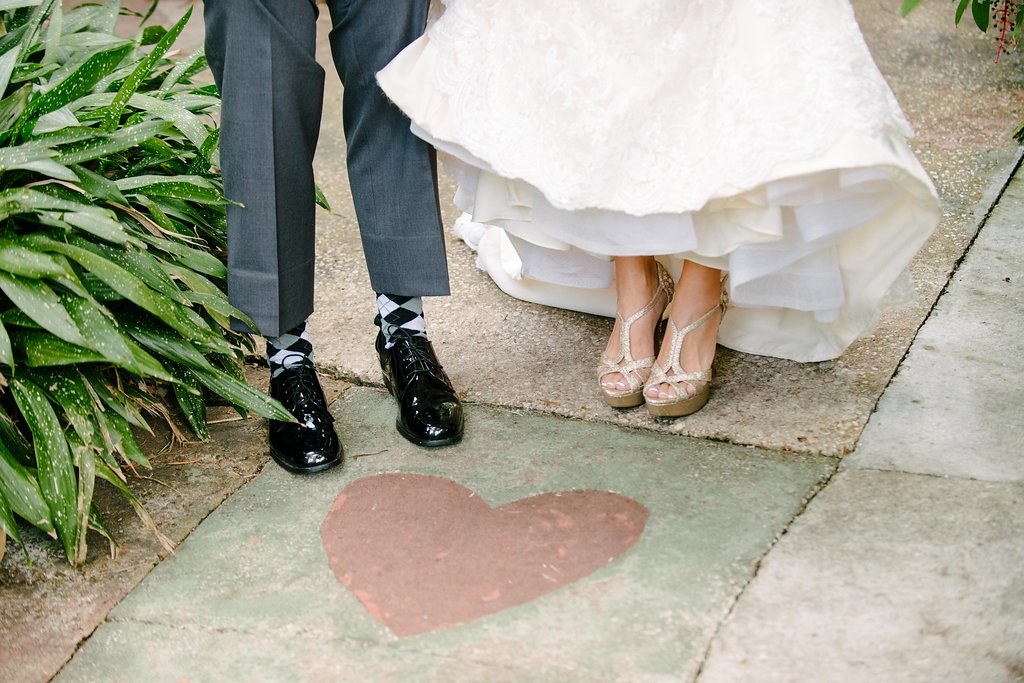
left=282, top=365, right=322, bottom=408
left=392, top=332, right=441, bottom=376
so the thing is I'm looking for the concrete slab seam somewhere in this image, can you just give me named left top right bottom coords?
left=96, top=615, right=380, bottom=647
left=690, top=457, right=842, bottom=682
left=922, top=148, right=1023, bottom=320
left=839, top=462, right=1012, bottom=484
left=48, top=564, right=162, bottom=683
left=47, top=459, right=280, bottom=680
left=848, top=148, right=1024, bottom=455
left=49, top=483, right=260, bottom=680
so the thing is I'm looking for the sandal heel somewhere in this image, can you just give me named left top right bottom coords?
left=598, top=263, right=673, bottom=408
left=644, top=283, right=727, bottom=418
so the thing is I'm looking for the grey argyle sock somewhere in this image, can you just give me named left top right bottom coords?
left=266, top=321, right=313, bottom=378
left=374, top=293, right=426, bottom=349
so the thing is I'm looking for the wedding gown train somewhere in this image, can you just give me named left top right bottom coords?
left=378, top=0, right=941, bottom=362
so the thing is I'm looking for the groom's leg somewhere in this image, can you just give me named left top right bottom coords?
left=204, top=0, right=324, bottom=338
left=205, top=1, right=342, bottom=473
left=325, top=0, right=450, bottom=297
left=325, top=0, right=463, bottom=447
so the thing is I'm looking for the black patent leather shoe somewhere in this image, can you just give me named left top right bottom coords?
left=377, top=331, right=464, bottom=447
left=268, top=364, right=342, bottom=474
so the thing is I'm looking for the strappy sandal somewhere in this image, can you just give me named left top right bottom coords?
left=644, top=287, right=727, bottom=418
left=598, top=264, right=674, bottom=408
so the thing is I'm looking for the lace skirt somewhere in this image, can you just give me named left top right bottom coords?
left=377, top=0, right=941, bottom=362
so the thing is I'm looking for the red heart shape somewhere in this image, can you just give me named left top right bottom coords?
left=320, top=473, right=648, bottom=637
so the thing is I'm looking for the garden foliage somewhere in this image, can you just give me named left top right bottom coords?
left=0, top=0, right=293, bottom=566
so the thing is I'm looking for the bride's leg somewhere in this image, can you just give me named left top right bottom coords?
left=601, top=256, right=665, bottom=392
left=646, top=261, right=723, bottom=400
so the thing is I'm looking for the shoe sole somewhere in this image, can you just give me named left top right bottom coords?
left=269, top=446, right=343, bottom=475
left=645, top=389, right=710, bottom=418
left=602, top=390, right=645, bottom=409
left=395, top=420, right=464, bottom=448
left=383, top=376, right=464, bottom=448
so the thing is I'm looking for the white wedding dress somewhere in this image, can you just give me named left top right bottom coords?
left=378, top=0, right=941, bottom=362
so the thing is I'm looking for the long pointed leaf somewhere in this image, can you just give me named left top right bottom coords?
left=0, top=411, right=33, bottom=465
left=159, top=46, right=204, bottom=92
left=0, top=2, right=44, bottom=12
left=116, top=174, right=228, bottom=205
left=15, top=330, right=107, bottom=366
left=0, top=439, right=54, bottom=534
left=60, top=210, right=131, bottom=244
left=16, top=0, right=57, bottom=62
left=122, top=92, right=210, bottom=149
left=0, top=241, right=73, bottom=279
left=87, top=375, right=152, bottom=433
left=12, top=158, right=77, bottom=180
left=0, top=486, right=27, bottom=560
left=71, top=164, right=129, bottom=204
left=167, top=362, right=208, bottom=439
left=190, top=364, right=296, bottom=423
left=0, top=246, right=71, bottom=283
left=103, top=6, right=193, bottom=131
left=88, top=242, right=187, bottom=303
left=15, top=41, right=133, bottom=140
left=0, top=87, right=31, bottom=134
left=55, top=31, right=126, bottom=51
left=0, top=319, right=12, bottom=369
left=33, top=105, right=79, bottom=134
left=41, top=3, right=61, bottom=66
left=88, top=0, right=119, bottom=34
left=0, top=139, right=58, bottom=168
left=68, top=296, right=175, bottom=381
left=123, top=320, right=292, bottom=421
left=36, top=126, right=108, bottom=147
left=0, top=272, right=86, bottom=346
left=188, top=126, right=219, bottom=174
left=56, top=120, right=170, bottom=166
left=68, top=431, right=96, bottom=560
left=22, top=234, right=224, bottom=347
left=123, top=318, right=216, bottom=372
left=972, top=0, right=991, bottom=31
left=25, top=367, right=99, bottom=445
left=87, top=503, right=116, bottom=559
left=60, top=296, right=133, bottom=365
left=144, top=234, right=226, bottom=278
left=11, top=377, right=79, bottom=562
left=0, top=188, right=126, bottom=234
left=106, top=409, right=149, bottom=467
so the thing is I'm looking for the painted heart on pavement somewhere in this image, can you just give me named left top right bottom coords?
left=320, top=472, right=648, bottom=637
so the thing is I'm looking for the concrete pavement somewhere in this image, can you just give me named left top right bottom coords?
left=2, top=1, right=1023, bottom=681
left=696, top=165, right=1024, bottom=682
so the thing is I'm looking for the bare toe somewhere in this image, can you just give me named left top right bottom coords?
left=601, top=372, right=629, bottom=391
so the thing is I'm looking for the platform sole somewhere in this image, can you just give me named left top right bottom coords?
left=645, top=388, right=710, bottom=418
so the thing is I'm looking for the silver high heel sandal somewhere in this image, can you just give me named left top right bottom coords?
left=644, top=285, right=727, bottom=418
left=598, top=264, right=674, bottom=408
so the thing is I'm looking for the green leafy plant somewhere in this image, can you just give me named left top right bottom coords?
left=0, top=0, right=294, bottom=566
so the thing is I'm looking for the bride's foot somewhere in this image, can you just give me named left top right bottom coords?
left=599, top=259, right=673, bottom=408
left=645, top=264, right=725, bottom=417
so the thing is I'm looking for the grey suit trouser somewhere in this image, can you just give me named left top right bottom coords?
left=204, top=0, right=449, bottom=338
